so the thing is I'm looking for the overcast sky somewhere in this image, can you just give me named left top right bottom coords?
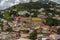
left=0, top=0, right=60, bottom=10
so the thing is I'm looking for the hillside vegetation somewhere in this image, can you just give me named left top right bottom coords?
left=0, top=1, right=60, bottom=26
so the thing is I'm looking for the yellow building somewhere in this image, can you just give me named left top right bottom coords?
left=31, top=18, right=42, bottom=21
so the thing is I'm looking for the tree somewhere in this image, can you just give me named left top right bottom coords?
left=6, top=27, right=14, bottom=32
left=0, top=22, right=3, bottom=31
left=3, top=11, right=10, bottom=19
left=43, top=17, right=60, bottom=26
left=24, top=13, right=30, bottom=17
left=29, top=30, right=37, bottom=40
left=10, top=11, right=18, bottom=17
left=0, top=12, right=3, bottom=18
left=57, top=28, right=60, bottom=34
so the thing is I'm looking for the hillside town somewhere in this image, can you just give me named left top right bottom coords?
left=0, top=0, right=60, bottom=40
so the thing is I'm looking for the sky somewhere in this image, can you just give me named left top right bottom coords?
left=0, top=0, right=60, bottom=10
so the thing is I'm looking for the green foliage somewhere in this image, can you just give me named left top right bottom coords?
left=5, top=1, right=57, bottom=16
left=6, top=27, right=14, bottom=32
left=0, top=12, right=3, bottom=18
left=25, top=13, right=30, bottom=17
left=1, top=1, right=59, bottom=26
left=57, top=28, right=60, bottom=34
left=29, top=30, right=37, bottom=40
left=44, top=17, right=60, bottom=26
left=3, top=11, right=10, bottom=19
left=0, top=22, right=3, bottom=31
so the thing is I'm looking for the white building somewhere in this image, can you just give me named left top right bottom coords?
left=17, top=38, right=30, bottom=40
left=18, top=11, right=30, bottom=15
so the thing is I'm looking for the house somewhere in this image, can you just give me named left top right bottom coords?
left=3, top=25, right=9, bottom=31
left=31, top=18, right=42, bottom=22
left=21, top=33, right=29, bottom=38
left=17, top=38, right=30, bottom=40
left=14, top=16, right=19, bottom=21
left=57, top=17, right=60, bottom=20
left=57, top=26, right=60, bottom=29
left=13, top=27, right=20, bottom=31
left=42, top=37, right=51, bottom=40
left=38, top=8, right=45, bottom=12
left=56, top=4, right=60, bottom=8
left=56, top=8, right=60, bottom=12
left=56, top=35, right=60, bottom=40
left=18, top=11, right=30, bottom=15
left=37, top=34, right=51, bottom=40
left=31, top=18, right=42, bottom=28
left=37, top=22, right=45, bottom=27
left=20, top=17, right=27, bottom=22
left=42, top=26, right=51, bottom=34
left=37, top=14, right=47, bottom=18
left=1, top=11, right=4, bottom=13
left=49, top=8, right=54, bottom=10
left=49, top=26, right=57, bottom=31
left=49, top=33, right=59, bottom=40
left=52, top=14, right=60, bottom=20
left=56, top=4, right=60, bottom=12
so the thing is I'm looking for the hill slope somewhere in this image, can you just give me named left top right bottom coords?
left=5, top=1, right=57, bottom=11
left=1, top=1, right=60, bottom=26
